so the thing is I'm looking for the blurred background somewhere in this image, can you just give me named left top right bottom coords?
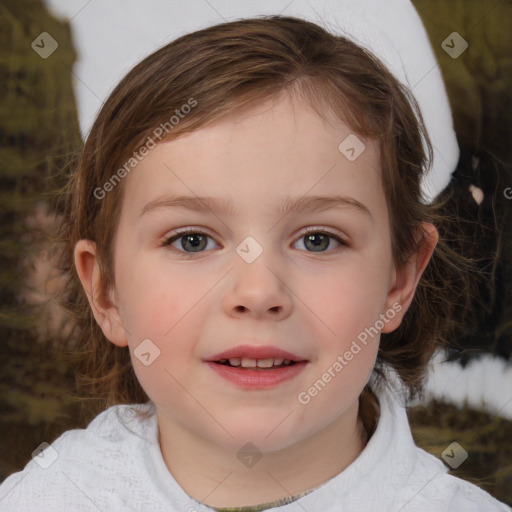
left=0, top=0, right=511, bottom=506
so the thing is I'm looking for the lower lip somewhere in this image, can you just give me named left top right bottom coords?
left=205, top=361, right=308, bottom=389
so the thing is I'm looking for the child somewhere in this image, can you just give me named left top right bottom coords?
left=0, top=14, right=509, bottom=512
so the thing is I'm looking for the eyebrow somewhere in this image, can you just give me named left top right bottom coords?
left=140, top=194, right=372, bottom=219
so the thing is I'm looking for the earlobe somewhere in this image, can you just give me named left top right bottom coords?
left=74, top=239, right=129, bottom=347
left=382, top=222, right=438, bottom=333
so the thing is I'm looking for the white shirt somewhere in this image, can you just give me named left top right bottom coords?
left=0, top=383, right=509, bottom=512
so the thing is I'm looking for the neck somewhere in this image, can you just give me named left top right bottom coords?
left=156, top=391, right=377, bottom=509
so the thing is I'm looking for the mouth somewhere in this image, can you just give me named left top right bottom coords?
left=205, top=344, right=308, bottom=388
left=214, top=357, right=298, bottom=370
left=206, top=344, right=308, bottom=368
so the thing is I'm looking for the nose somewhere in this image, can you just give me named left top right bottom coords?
left=222, top=251, right=293, bottom=321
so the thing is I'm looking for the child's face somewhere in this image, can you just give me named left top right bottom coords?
left=99, top=93, right=407, bottom=450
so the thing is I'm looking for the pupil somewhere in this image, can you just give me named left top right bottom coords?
left=183, top=234, right=206, bottom=252
left=306, top=233, right=328, bottom=252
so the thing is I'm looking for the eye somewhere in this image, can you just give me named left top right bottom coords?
left=162, top=228, right=218, bottom=253
left=293, top=228, right=347, bottom=253
left=162, top=227, right=348, bottom=254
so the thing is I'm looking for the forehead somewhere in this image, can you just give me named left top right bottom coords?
left=119, top=94, right=384, bottom=222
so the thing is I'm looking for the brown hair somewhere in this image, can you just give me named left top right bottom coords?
left=56, top=15, right=479, bottom=418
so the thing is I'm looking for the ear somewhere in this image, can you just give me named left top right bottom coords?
left=381, top=222, right=438, bottom=333
left=74, top=239, right=129, bottom=347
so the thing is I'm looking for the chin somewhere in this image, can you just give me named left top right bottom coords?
left=211, top=415, right=306, bottom=453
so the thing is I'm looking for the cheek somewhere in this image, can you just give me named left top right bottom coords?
left=116, top=254, right=196, bottom=335
left=298, top=278, right=382, bottom=414
left=302, top=264, right=386, bottom=398
left=295, top=330, right=378, bottom=435
left=312, top=266, right=389, bottom=336
left=126, top=305, right=202, bottom=410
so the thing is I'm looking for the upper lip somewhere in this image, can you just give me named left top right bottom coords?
left=206, top=344, right=307, bottom=362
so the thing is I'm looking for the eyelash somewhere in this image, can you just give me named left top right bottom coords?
left=161, top=227, right=348, bottom=254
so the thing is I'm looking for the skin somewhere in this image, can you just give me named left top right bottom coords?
left=75, top=91, right=438, bottom=508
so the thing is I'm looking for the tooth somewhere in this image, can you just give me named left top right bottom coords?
left=283, top=359, right=291, bottom=365
left=273, top=358, right=284, bottom=366
left=229, top=358, right=241, bottom=366
left=256, top=358, right=274, bottom=368
left=241, top=358, right=257, bottom=368
left=219, top=359, right=227, bottom=363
